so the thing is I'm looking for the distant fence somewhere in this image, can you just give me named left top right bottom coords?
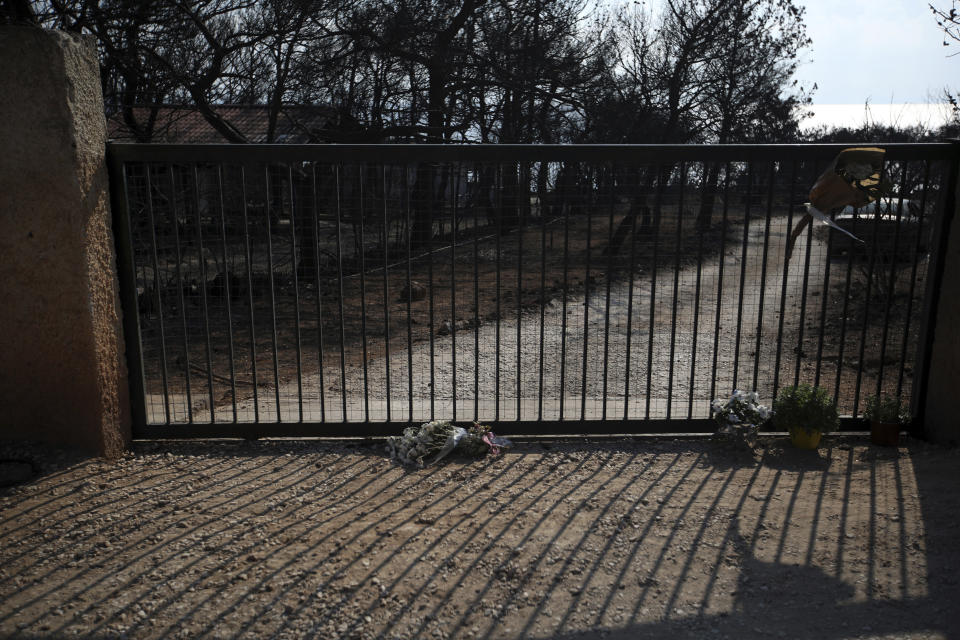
left=107, top=143, right=958, bottom=438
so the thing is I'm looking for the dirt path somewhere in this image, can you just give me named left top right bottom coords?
left=1, top=437, right=957, bottom=640
left=223, top=215, right=827, bottom=424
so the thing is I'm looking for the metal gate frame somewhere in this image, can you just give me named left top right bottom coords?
left=107, top=142, right=959, bottom=439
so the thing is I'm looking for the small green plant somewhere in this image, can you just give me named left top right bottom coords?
left=863, top=395, right=910, bottom=425
left=772, top=384, right=839, bottom=436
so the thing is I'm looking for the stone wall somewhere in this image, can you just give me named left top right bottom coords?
left=0, top=26, right=130, bottom=457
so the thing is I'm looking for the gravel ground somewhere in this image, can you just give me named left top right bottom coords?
left=218, top=216, right=828, bottom=424
left=2, top=436, right=959, bottom=640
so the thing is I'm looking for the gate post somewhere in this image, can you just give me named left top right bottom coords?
left=918, top=141, right=960, bottom=445
left=0, top=27, right=131, bottom=457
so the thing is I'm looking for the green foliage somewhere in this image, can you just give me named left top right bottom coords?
left=864, top=395, right=910, bottom=425
left=772, top=384, right=839, bottom=436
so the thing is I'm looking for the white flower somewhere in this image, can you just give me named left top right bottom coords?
left=711, top=389, right=770, bottom=446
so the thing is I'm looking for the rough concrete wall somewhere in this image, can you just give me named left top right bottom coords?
left=924, top=156, right=960, bottom=446
left=0, top=27, right=131, bottom=457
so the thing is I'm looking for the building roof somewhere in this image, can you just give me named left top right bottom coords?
left=107, top=104, right=346, bottom=143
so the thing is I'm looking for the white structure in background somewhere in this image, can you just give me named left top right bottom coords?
left=801, top=103, right=956, bottom=132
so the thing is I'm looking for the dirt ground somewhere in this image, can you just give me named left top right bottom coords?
left=2, top=436, right=958, bottom=640
left=205, top=213, right=920, bottom=425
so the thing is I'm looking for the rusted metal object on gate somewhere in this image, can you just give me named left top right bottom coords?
left=787, top=147, right=891, bottom=259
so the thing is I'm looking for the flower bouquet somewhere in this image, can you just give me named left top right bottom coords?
left=711, top=390, right=772, bottom=448
left=386, top=420, right=510, bottom=467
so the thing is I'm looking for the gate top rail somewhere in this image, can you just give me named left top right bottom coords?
left=106, top=141, right=959, bottom=164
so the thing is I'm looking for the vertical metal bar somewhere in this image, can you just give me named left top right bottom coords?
left=645, top=164, right=664, bottom=420
left=215, top=164, right=237, bottom=423
left=833, top=198, right=861, bottom=408
left=191, top=165, right=216, bottom=421
left=538, top=163, right=548, bottom=422
left=428, top=167, right=436, bottom=423
left=793, top=158, right=819, bottom=389
left=381, top=166, right=392, bottom=422
left=494, top=165, right=503, bottom=423
left=240, top=165, right=259, bottom=422
left=688, top=162, right=706, bottom=419
left=793, top=212, right=815, bottom=387
left=406, top=165, right=415, bottom=422
left=876, top=162, right=910, bottom=397
left=601, top=163, right=616, bottom=421
left=516, top=164, right=524, bottom=422
left=773, top=161, right=798, bottom=401
left=287, top=164, right=304, bottom=422
left=143, top=164, right=171, bottom=425
left=913, top=145, right=959, bottom=427
left=580, top=166, right=594, bottom=421
left=666, top=162, right=685, bottom=417
left=709, top=163, right=732, bottom=405
left=752, top=161, right=775, bottom=392
left=473, top=164, right=481, bottom=422
left=263, top=166, right=282, bottom=421
left=107, top=156, right=148, bottom=432
left=357, top=166, right=370, bottom=421
left=732, top=162, right=753, bottom=392
left=897, top=160, right=932, bottom=400
left=310, top=164, right=326, bottom=422
left=559, top=168, right=571, bottom=421
left=169, top=164, right=193, bottom=424
left=813, top=201, right=834, bottom=390
left=853, top=187, right=885, bottom=417
left=334, top=166, right=349, bottom=421
left=451, top=164, right=460, bottom=423
left=623, top=165, right=641, bottom=420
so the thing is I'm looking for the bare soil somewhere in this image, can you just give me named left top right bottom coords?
left=208, top=214, right=924, bottom=425
left=2, top=437, right=958, bottom=639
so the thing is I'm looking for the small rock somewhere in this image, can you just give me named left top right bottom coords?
left=399, top=281, right=427, bottom=302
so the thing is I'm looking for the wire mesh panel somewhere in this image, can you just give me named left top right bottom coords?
left=108, top=143, right=956, bottom=436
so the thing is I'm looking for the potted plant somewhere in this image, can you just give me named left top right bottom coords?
left=772, top=384, right=839, bottom=449
left=710, top=390, right=772, bottom=448
left=863, top=395, right=909, bottom=447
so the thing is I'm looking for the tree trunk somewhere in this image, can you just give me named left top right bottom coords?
left=409, top=70, right=447, bottom=249
left=605, top=167, right=657, bottom=256
left=696, top=162, right=722, bottom=231
left=498, top=164, right=521, bottom=231
left=409, top=164, right=436, bottom=248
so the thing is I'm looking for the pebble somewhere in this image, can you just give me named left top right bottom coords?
left=1, top=438, right=954, bottom=640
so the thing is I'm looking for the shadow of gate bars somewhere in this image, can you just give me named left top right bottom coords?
left=106, top=143, right=959, bottom=438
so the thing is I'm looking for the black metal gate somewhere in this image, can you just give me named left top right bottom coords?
left=107, top=143, right=958, bottom=438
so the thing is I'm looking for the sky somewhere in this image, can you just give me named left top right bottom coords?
left=795, top=0, right=957, bottom=105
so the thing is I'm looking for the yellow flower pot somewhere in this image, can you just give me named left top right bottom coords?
left=789, top=427, right=821, bottom=449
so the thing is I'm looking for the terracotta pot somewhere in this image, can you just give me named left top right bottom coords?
left=789, top=427, right=821, bottom=449
left=870, top=420, right=901, bottom=447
